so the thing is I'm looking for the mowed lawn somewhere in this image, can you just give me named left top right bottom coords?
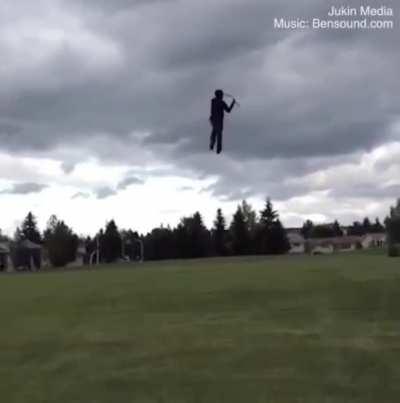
left=1, top=252, right=400, bottom=403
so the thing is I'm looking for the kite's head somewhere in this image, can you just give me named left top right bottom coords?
left=214, top=89, right=224, bottom=99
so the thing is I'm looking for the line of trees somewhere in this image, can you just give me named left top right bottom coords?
left=143, top=199, right=290, bottom=260
left=1, top=197, right=399, bottom=267
left=300, top=217, right=385, bottom=239
left=1, top=198, right=290, bottom=266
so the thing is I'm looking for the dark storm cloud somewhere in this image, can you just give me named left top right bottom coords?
left=69, top=0, right=173, bottom=13
left=0, top=0, right=399, bottom=203
left=0, top=182, right=48, bottom=195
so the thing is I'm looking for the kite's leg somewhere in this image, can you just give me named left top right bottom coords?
left=217, top=130, right=223, bottom=154
left=210, top=127, right=217, bottom=151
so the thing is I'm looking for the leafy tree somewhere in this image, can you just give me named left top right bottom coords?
left=268, top=219, right=291, bottom=255
left=212, top=208, right=227, bottom=256
left=348, top=218, right=383, bottom=236
left=0, top=229, right=8, bottom=242
left=101, top=220, right=122, bottom=263
left=21, top=212, right=42, bottom=243
left=13, top=227, right=23, bottom=242
left=44, top=215, right=78, bottom=267
left=241, top=200, right=258, bottom=254
left=311, top=224, right=336, bottom=238
left=363, top=217, right=372, bottom=234
left=386, top=199, right=400, bottom=256
left=372, top=218, right=385, bottom=233
left=241, top=201, right=257, bottom=234
left=144, top=226, right=176, bottom=260
left=175, top=212, right=210, bottom=259
left=348, top=221, right=364, bottom=236
left=332, top=220, right=343, bottom=237
left=301, top=220, right=314, bottom=239
left=121, top=229, right=142, bottom=261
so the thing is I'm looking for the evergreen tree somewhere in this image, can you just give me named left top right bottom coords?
left=21, top=212, right=41, bottom=243
left=230, top=205, right=250, bottom=255
left=260, top=198, right=278, bottom=228
left=257, top=198, right=289, bottom=254
left=191, top=212, right=210, bottom=257
left=213, top=208, right=227, bottom=256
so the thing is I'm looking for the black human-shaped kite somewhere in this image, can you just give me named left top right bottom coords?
left=209, top=89, right=236, bottom=154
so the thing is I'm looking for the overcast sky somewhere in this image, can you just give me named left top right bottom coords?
left=0, top=0, right=399, bottom=236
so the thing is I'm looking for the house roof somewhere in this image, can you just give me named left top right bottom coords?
left=287, top=233, right=305, bottom=243
left=362, top=233, right=386, bottom=241
left=308, top=236, right=362, bottom=247
left=19, top=239, right=42, bottom=250
left=0, top=242, right=10, bottom=254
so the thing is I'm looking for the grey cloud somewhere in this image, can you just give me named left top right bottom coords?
left=178, top=186, right=194, bottom=191
left=95, top=187, right=117, bottom=199
left=0, top=0, right=398, bottom=206
left=329, top=183, right=400, bottom=200
left=117, top=176, right=144, bottom=190
left=61, top=161, right=76, bottom=174
left=0, top=121, right=21, bottom=136
left=71, top=192, right=91, bottom=200
left=0, top=182, right=48, bottom=195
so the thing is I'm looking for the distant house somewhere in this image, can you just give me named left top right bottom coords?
left=307, top=239, right=335, bottom=255
left=12, top=240, right=42, bottom=271
left=307, top=236, right=362, bottom=255
left=287, top=232, right=305, bottom=254
left=361, top=233, right=386, bottom=249
left=0, top=242, right=11, bottom=272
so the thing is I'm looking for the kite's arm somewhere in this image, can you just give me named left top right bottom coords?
left=224, top=99, right=236, bottom=113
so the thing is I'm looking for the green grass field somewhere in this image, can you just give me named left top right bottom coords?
left=1, top=251, right=400, bottom=402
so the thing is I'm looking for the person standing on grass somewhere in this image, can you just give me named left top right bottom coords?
left=209, top=89, right=236, bottom=154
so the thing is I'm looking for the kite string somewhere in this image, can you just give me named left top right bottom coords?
left=224, top=93, right=240, bottom=107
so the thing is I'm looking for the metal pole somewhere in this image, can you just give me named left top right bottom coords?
left=134, top=238, right=144, bottom=263
left=96, top=237, right=100, bottom=265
